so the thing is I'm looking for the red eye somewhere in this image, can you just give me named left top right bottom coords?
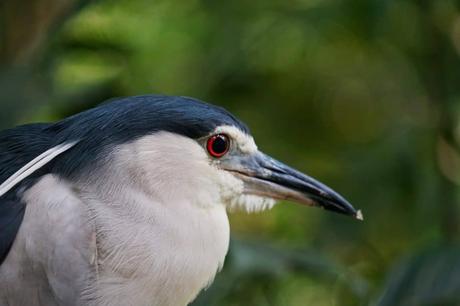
left=207, top=134, right=230, bottom=158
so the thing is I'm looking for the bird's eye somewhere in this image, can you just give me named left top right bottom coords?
left=207, top=134, right=230, bottom=158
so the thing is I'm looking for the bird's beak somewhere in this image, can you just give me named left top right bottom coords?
left=223, top=151, right=362, bottom=220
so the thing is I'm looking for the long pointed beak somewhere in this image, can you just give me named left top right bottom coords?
left=224, top=151, right=362, bottom=220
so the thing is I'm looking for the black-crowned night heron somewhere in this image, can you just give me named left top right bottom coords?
left=0, top=95, right=361, bottom=306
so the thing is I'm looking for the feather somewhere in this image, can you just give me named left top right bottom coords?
left=0, top=141, right=78, bottom=198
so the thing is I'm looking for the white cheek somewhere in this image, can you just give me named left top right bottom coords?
left=214, top=170, right=276, bottom=213
left=213, top=170, right=244, bottom=202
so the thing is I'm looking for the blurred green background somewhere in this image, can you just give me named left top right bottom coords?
left=2, top=0, right=460, bottom=305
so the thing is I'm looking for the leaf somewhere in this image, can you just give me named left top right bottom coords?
left=376, top=246, right=460, bottom=306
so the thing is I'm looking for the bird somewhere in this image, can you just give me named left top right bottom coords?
left=0, top=95, right=361, bottom=306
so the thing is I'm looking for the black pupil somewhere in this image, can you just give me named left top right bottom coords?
left=212, top=136, right=227, bottom=154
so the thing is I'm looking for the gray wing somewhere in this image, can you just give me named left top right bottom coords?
left=0, top=174, right=97, bottom=306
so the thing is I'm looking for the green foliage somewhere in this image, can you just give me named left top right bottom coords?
left=191, top=240, right=369, bottom=306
